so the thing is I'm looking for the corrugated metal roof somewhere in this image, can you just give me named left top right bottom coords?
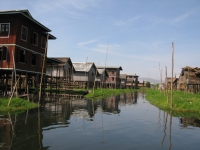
left=0, top=9, right=53, bottom=33
left=73, top=62, right=94, bottom=72
left=97, top=66, right=122, bottom=70
left=97, top=69, right=105, bottom=74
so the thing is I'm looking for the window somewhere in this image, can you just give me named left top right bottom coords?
left=112, top=77, right=114, bottom=81
left=0, top=23, right=10, bottom=37
left=92, top=73, right=94, bottom=76
left=31, top=53, right=36, bottom=65
left=32, top=32, right=38, bottom=45
left=0, top=47, right=8, bottom=60
left=19, top=50, right=25, bottom=63
left=112, top=71, right=114, bottom=74
left=41, top=36, right=46, bottom=49
left=21, top=26, right=28, bottom=41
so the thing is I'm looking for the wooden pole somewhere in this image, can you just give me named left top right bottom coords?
left=39, top=33, right=49, bottom=103
left=165, top=67, right=168, bottom=103
left=12, top=51, right=18, bottom=97
left=93, top=62, right=99, bottom=95
left=8, top=77, right=20, bottom=106
left=103, top=42, right=109, bottom=91
left=85, top=57, right=88, bottom=90
left=170, top=42, right=174, bottom=109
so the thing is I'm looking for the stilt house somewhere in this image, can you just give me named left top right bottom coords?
left=96, top=69, right=109, bottom=88
left=0, top=9, right=56, bottom=95
left=72, top=62, right=99, bottom=88
left=126, top=74, right=139, bottom=89
left=97, top=66, right=122, bottom=88
left=120, top=74, right=127, bottom=88
left=178, top=66, right=200, bottom=92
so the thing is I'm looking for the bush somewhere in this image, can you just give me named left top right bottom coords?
left=146, top=81, right=151, bottom=88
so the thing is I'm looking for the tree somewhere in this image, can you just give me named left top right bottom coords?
left=146, top=81, right=151, bottom=88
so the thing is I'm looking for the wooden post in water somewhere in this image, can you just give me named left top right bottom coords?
left=165, top=67, right=168, bottom=103
left=170, top=42, right=174, bottom=109
left=93, top=62, right=99, bottom=95
left=39, top=33, right=49, bottom=103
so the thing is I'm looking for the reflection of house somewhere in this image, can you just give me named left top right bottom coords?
left=0, top=114, right=45, bottom=149
left=120, top=74, right=127, bottom=88
left=180, top=117, right=200, bottom=128
left=178, top=66, right=200, bottom=92
left=0, top=9, right=56, bottom=95
left=73, top=62, right=99, bottom=88
left=97, top=66, right=122, bottom=88
left=126, top=74, right=139, bottom=89
left=102, top=96, right=120, bottom=114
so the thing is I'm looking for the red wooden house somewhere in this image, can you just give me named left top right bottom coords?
left=0, top=9, right=56, bottom=95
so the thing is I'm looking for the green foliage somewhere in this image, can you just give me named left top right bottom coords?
left=145, top=89, right=200, bottom=113
left=155, top=83, right=159, bottom=89
left=84, top=88, right=139, bottom=99
left=0, top=97, right=38, bottom=111
left=146, top=81, right=151, bottom=88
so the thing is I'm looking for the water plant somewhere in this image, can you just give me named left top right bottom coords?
left=145, top=89, right=200, bottom=113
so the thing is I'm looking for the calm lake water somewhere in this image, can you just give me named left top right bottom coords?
left=1, top=92, right=200, bottom=150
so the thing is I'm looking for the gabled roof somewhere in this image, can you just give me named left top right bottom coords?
left=51, top=57, right=73, bottom=66
left=97, top=66, right=122, bottom=70
left=46, top=57, right=64, bottom=65
left=73, top=62, right=96, bottom=72
left=97, top=69, right=108, bottom=77
left=0, top=9, right=55, bottom=36
left=127, top=74, right=139, bottom=77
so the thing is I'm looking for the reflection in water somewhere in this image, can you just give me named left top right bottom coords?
left=0, top=109, right=45, bottom=150
left=1, top=92, right=200, bottom=149
left=179, top=117, right=200, bottom=128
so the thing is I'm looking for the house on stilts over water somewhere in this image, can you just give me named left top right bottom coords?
left=0, top=9, right=56, bottom=96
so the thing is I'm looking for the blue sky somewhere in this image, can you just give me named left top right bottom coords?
left=1, top=0, right=200, bottom=80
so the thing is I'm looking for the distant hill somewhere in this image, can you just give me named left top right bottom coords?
left=138, top=77, right=160, bottom=84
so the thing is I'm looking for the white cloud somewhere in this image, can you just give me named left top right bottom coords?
left=114, top=16, right=142, bottom=26
left=78, top=40, right=98, bottom=47
left=172, top=11, right=193, bottom=23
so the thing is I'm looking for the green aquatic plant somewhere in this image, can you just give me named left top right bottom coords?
left=0, top=97, right=38, bottom=111
left=145, top=89, right=200, bottom=113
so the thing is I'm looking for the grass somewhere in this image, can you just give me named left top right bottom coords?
left=145, top=88, right=200, bottom=114
left=0, top=97, right=38, bottom=112
left=84, top=88, right=139, bottom=99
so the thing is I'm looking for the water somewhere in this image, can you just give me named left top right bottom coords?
left=1, top=92, right=200, bottom=150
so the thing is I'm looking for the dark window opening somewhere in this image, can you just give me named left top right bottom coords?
left=21, top=26, right=28, bottom=41
left=32, top=32, right=38, bottom=45
left=92, top=73, right=94, bottom=76
left=0, top=47, right=8, bottom=60
left=19, top=50, right=25, bottom=63
left=0, top=23, right=10, bottom=37
left=32, top=53, right=36, bottom=65
left=41, top=36, right=46, bottom=49
left=112, top=77, right=114, bottom=81
left=112, top=71, right=114, bottom=74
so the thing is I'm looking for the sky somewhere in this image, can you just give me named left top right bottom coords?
left=1, top=0, right=200, bottom=80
